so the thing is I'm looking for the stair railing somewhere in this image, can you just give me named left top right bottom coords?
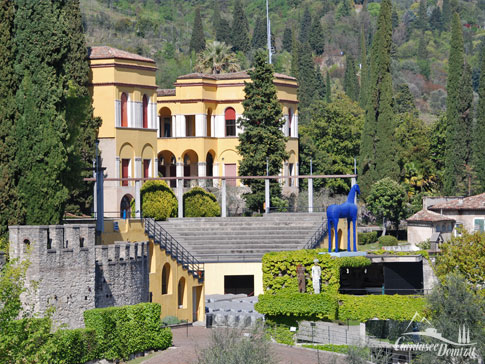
left=303, top=219, right=328, bottom=250
left=143, top=218, right=204, bottom=281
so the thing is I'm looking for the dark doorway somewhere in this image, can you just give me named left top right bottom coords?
left=384, top=262, right=423, bottom=295
left=224, top=275, right=254, bottom=296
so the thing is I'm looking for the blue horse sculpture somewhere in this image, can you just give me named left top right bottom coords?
left=326, top=184, right=360, bottom=252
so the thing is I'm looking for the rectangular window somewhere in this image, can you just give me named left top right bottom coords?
left=454, top=223, right=463, bottom=237
left=121, top=159, right=130, bottom=186
left=474, top=219, right=485, bottom=232
left=185, top=115, right=195, bottom=136
left=163, top=118, right=171, bottom=137
left=143, top=159, right=150, bottom=179
left=226, top=119, right=236, bottom=136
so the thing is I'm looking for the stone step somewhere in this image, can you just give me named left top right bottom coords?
left=165, top=214, right=324, bottom=222
left=172, top=232, right=312, bottom=240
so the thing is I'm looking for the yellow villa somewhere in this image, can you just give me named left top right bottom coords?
left=88, top=46, right=299, bottom=218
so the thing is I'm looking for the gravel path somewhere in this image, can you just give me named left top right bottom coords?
left=142, top=326, right=346, bottom=364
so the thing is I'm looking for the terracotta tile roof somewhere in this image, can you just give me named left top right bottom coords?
left=88, top=46, right=155, bottom=63
left=407, top=209, right=456, bottom=223
left=428, top=193, right=485, bottom=211
left=177, top=71, right=296, bottom=81
left=157, top=88, right=176, bottom=97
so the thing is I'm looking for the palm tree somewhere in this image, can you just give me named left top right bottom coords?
left=194, top=41, right=241, bottom=74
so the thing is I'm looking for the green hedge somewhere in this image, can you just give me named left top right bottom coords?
left=183, top=187, right=220, bottom=217
left=337, top=294, right=426, bottom=321
left=358, top=232, right=378, bottom=245
left=262, top=249, right=371, bottom=294
left=255, top=293, right=426, bottom=323
left=141, top=180, right=178, bottom=220
left=378, top=235, right=398, bottom=246
left=255, top=292, right=338, bottom=320
left=39, top=328, right=98, bottom=364
left=84, top=303, right=172, bottom=360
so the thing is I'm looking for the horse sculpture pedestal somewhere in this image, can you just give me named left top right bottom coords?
left=326, top=184, right=360, bottom=252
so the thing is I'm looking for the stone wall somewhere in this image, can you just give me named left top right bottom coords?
left=0, top=252, right=5, bottom=269
left=9, top=225, right=96, bottom=329
left=8, top=225, right=149, bottom=329
left=95, top=241, right=149, bottom=308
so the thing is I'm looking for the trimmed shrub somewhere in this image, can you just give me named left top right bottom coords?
left=358, top=231, right=378, bottom=245
left=84, top=303, right=172, bottom=360
left=255, top=292, right=338, bottom=320
left=183, top=187, right=220, bottom=217
left=141, top=180, right=177, bottom=220
left=39, top=328, right=98, bottom=364
left=337, top=294, right=426, bottom=322
left=378, top=235, right=398, bottom=246
left=262, top=249, right=371, bottom=294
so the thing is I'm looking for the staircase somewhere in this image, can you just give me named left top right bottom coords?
left=155, top=213, right=326, bottom=262
left=144, top=218, right=204, bottom=282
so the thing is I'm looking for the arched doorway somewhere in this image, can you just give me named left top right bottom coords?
left=120, top=194, right=133, bottom=219
left=162, top=263, right=171, bottom=295
left=207, top=108, right=212, bottom=137
left=178, top=277, right=186, bottom=308
left=206, top=152, right=214, bottom=187
left=159, top=107, right=172, bottom=138
left=158, top=150, right=176, bottom=187
left=182, top=150, right=199, bottom=187
left=142, top=94, right=149, bottom=129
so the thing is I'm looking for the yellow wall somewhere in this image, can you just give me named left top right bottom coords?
left=321, top=220, right=359, bottom=251
left=204, top=262, right=264, bottom=296
left=101, top=219, right=205, bottom=323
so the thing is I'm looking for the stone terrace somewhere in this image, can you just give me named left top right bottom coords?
left=156, top=213, right=325, bottom=262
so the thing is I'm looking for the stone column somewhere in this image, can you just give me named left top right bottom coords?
left=265, top=179, right=270, bottom=215
left=171, top=115, right=176, bottom=137
left=135, top=180, right=141, bottom=218
left=308, top=178, right=313, bottom=213
left=213, top=163, right=220, bottom=187
left=176, top=162, right=184, bottom=218
left=198, top=162, right=206, bottom=187
left=221, top=178, right=227, bottom=217
left=195, top=114, right=207, bottom=137
left=154, top=158, right=158, bottom=178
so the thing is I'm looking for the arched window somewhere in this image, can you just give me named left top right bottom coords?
left=288, top=108, right=293, bottom=137
left=142, top=95, right=148, bottom=129
left=162, top=263, right=171, bottom=295
left=178, top=277, right=186, bottom=307
left=121, top=93, right=128, bottom=127
left=225, top=107, right=236, bottom=136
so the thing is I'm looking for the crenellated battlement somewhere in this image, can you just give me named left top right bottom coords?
left=95, top=241, right=148, bottom=266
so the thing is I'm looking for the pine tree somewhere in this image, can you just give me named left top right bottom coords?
left=442, top=0, right=451, bottom=28
left=297, top=42, right=316, bottom=118
left=299, top=6, right=312, bottom=43
left=474, top=52, right=485, bottom=193
left=190, top=7, right=206, bottom=53
left=444, top=12, right=467, bottom=195
left=0, top=0, right=20, bottom=235
left=326, top=72, right=331, bottom=103
left=417, top=0, right=428, bottom=30
left=237, top=50, right=288, bottom=212
left=14, top=0, right=70, bottom=224
left=359, top=26, right=368, bottom=109
left=251, top=15, right=266, bottom=50
left=282, top=27, right=292, bottom=52
left=343, top=55, right=359, bottom=101
left=359, top=0, right=398, bottom=196
left=231, top=0, right=250, bottom=53
left=61, top=0, right=102, bottom=215
left=309, top=17, right=325, bottom=55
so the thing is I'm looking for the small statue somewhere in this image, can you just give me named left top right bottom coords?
left=297, top=264, right=306, bottom=293
left=312, top=259, right=322, bottom=294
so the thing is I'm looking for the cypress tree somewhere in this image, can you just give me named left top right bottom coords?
left=474, top=53, right=485, bottom=193
left=343, top=55, right=359, bottom=101
left=359, top=0, right=398, bottom=196
left=326, top=72, right=331, bottom=103
left=314, top=66, right=326, bottom=101
left=417, top=0, right=428, bottom=30
left=309, top=17, right=325, bottom=55
left=297, top=42, right=316, bottom=117
left=359, top=26, right=368, bottom=109
left=237, top=50, right=288, bottom=212
left=213, top=0, right=231, bottom=45
left=444, top=13, right=466, bottom=195
left=190, top=7, right=206, bottom=53
left=290, top=30, right=299, bottom=78
left=0, top=0, right=20, bottom=235
left=283, top=27, right=292, bottom=52
left=14, top=0, right=70, bottom=224
left=61, top=0, right=102, bottom=215
left=251, top=15, right=266, bottom=50
left=430, top=7, right=443, bottom=32
left=442, top=0, right=451, bottom=28
left=458, top=63, right=474, bottom=195
left=299, top=6, right=312, bottom=43
left=231, top=0, right=250, bottom=53
left=391, top=7, right=399, bottom=29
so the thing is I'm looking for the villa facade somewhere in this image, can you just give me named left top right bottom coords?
left=88, top=46, right=299, bottom=217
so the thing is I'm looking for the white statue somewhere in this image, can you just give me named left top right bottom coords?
left=312, top=258, right=322, bottom=294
